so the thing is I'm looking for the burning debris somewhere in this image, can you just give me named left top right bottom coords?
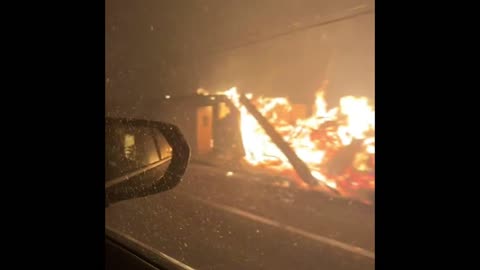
left=239, top=93, right=339, bottom=195
left=200, top=86, right=375, bottom=204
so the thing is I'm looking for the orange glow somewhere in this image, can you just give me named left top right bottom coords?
left=206, top=86, right=375, bottom=203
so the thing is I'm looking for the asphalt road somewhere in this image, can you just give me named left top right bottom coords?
left=106, top=163, right=375, bottom=270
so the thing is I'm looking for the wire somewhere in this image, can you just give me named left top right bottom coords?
left=206, top=5, right=374, bottom=56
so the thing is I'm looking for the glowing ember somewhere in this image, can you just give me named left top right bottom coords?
left=205, top=86, right=374, bottom=203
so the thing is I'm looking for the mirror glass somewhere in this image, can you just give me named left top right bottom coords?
left=105, top=122, right=172, bottom=185
left=152, top=128, right=173, bottom=160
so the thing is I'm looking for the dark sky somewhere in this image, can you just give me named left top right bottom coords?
left=106, top=0, right=374, bottom=107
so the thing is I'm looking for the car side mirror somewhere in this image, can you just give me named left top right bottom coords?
left=105, top=118, right=190, bottom=207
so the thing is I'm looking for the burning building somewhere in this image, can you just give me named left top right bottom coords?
left=198, top=85, right=374, bottom=204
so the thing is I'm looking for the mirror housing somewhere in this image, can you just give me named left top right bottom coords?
left=105, top=118, right=190, bottom=207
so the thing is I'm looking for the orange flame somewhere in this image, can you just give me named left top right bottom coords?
left=207, top=86, right=375, bottom=203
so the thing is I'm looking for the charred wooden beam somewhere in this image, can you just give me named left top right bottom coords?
left=239, top=94, right=339, bottom=195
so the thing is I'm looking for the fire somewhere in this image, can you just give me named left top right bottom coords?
left=205, top=86, right=375, bottom=203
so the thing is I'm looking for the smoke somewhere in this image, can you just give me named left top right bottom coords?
left=198, top=13, right=374, bottom=107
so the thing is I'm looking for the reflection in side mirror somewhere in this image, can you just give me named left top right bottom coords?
left=105, top=118, right=190, bottom=207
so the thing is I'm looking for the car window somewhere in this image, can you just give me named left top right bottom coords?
left=105, top=124, right=160, bottom=181
left=106, top=1, right=375, bottom=270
